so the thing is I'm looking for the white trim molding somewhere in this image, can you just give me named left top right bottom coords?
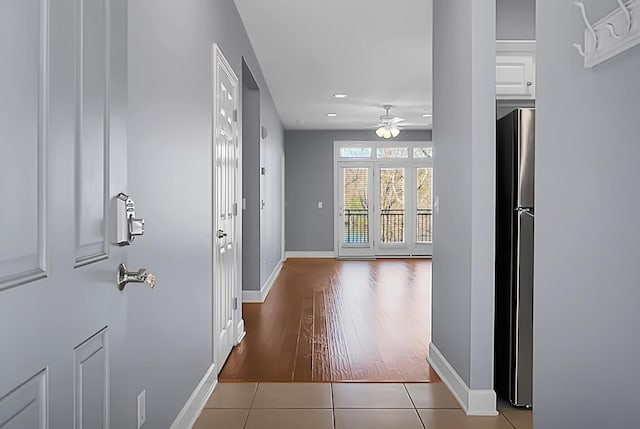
left=236, top=319, right=246, bottom=344
left=285, top=251, right=336, bottom=259
left=428, top=343, right=497, bottom=416
left=242, top=260, right=283, bottom=303
left=169, top=363, right=217, bottom=429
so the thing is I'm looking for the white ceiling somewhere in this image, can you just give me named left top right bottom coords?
left=234, top=0, right=432, bottom=131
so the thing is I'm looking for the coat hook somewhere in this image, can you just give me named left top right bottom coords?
left=606, top=0, right=632, bottom=39
left=573, top=43, right=586, bottom=57
left=575, top=1, right=599, bottom=49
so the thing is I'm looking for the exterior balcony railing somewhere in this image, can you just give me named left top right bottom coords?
left=343, top=209, right=433, bottom=245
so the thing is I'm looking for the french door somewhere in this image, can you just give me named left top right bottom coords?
left=373, top=164, right=433, bottom=256
left=212, top=44, right=239, bottom=372
left=335, top=143, right=433, bottom=258
left=337, top=163, right=375, bottom=258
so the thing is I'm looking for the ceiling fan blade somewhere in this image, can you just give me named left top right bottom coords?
left=389, top=117, right=405, bottom=125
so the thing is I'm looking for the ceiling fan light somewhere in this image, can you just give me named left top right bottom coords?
left=376, top=127, right=385, bottom=138
left=383, top=128, right=392, bottom=139
left=391, top=127, right=400, bottom=137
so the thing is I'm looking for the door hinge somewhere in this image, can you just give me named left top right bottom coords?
left=233, top=203, right=238, bottom=216
left=233, top=297, right=238, bottom=310
left=233, top=109, right=238, bottom=122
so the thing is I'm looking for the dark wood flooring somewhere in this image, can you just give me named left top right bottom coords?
left=219, top=258, right=440, bottom=383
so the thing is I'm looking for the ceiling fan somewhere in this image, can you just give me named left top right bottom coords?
left=376, top=105, right=404, bottom=139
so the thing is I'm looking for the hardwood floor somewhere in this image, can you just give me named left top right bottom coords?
left=219, top=258, right=440, bottom=382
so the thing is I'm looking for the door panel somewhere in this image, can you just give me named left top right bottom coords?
left=75, top=0, right=109, bottom=266
left=0, top=0, right=129, bottom=427
left=337, top=163, right=374, bottom=258
left=213, top=44, right=239, bottom=372
left=514, top=210, right=534, bottom=406
left=517, top=109, right=535, bottom=209
left=376, top=167, right=408, bottom=255
left=414, top=167, right=433, bottom=255
left=0, top=0, right=47, bottom=288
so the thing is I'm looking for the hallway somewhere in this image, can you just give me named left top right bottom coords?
left=220, top=259, right=439, bottom=382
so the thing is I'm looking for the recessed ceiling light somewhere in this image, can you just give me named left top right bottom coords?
left=327, top=113, right=337, bottom=117
left=422, top=113, right=433, bottom=118
left=333, top=93, right=347, bottom=99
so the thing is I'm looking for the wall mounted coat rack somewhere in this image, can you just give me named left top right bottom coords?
left=574, top=0, right=640, bottom=68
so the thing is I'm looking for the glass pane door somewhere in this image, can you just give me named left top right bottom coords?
left=337, top=163, right=374, bottom=258
left=375, top=167, right=409, bottom=255
left=414, top=167, right=433, bottom=255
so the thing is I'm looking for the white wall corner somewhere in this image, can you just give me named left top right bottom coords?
left=427, top=343, right=497, bottom=416
left=285, top=251, right=336, bottom=258
left=242, top=259, right=283, bottom=303
left=169, top=363, right=217, bottom=429
left=236, top=319, right=246, bottom=344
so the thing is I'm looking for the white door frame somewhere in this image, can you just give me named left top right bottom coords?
left=333, top=141, right=433, bottom=257
left=212, top=43, right=239, bottom=373
left=374, top=161, right=410, bottom=256
left=335, top=160, right=375, bottom=258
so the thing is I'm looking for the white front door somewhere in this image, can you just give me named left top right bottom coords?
left=0, top=0, right=129, bottom=426
left=212, top=44, right=239, bottom=372
left=336, top=162, right=374, bottom=258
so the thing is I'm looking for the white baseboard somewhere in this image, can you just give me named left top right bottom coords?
left=285, top=251, right=336, bottom=258
left=242, top=260, right=283, bottom=303
left=236, top=319, right=246, bottom=344
left=169, top=362, right=217, bottom=429
left=428, top=343, right=497, bottom=416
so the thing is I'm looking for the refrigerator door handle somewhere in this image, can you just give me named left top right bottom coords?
left=515, top=207, right=535, bottom=217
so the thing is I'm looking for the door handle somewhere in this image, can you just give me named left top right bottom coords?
left=217, top=229, right=227, bottom=239
left=117, top=264, right=155, bottom=291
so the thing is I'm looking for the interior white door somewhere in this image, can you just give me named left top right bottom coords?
left=336, top=162, right=374, bottom=258
left=0, top=0, right=129, bottom=427
left=212, top=44, right=239, bottom=372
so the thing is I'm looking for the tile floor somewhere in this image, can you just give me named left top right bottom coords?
left=194, top=382, right=532, bottom=429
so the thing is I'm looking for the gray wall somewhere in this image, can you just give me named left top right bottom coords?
left=242, top=62, right=261, bottom=292
left=534, top=1, right=640, bottom=427
left=432, top=0, right=496, bottom=391
left=285, top=130, right=432, bottom=253
left=127, top=1, right=284, bottom=427
left=260, top=118, right=284, bottom=285
left=497, top=0, right=535, bottom=40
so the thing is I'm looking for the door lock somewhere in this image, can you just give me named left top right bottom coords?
left=116, top=193, right=145, bottom=246
left=117, top=264, right=156, bottom=291
left=217, top=229, right=227, bottom=239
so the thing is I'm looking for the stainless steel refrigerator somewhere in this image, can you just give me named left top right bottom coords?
left=494, top=108, right=534, bottom=408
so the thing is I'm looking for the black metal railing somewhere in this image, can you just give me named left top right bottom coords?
left=417, top=209, right=433, bottom=243
left=343, top=209, right=433, bottom=244
left=380, top=209, right=405, bottom=243
left=344, top=209, right=369, bottom=244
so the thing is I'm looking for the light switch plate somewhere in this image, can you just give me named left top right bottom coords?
left=434, top=196, right=440, bottom=214
left=318, top=201, right=323, bottom=209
